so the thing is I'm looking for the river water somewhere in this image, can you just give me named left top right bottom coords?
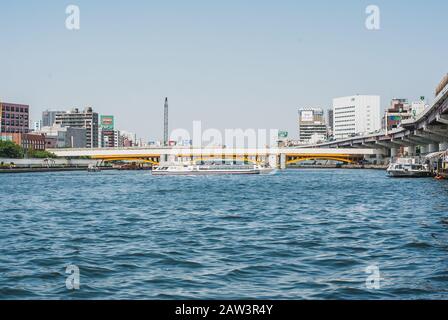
left=1, top=169, right=448, bottom=299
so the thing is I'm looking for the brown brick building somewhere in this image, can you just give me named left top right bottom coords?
left=0, top=133, right=46, bottom=151
left=0, top=102, right=30, bottom=133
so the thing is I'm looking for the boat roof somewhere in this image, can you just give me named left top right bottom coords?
left=425, top=151, right=446, bottom=159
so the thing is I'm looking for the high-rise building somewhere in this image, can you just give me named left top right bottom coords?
left=42, top=110, right=65, bottom=127
left=55, top=107, right=99, bottom=148
left=99, top=115, right=121, bottom=148
left=410, top=99, right=428, bottom=118
left=327, top=109, right=334, bottom=138
left=35, top=124, right=87, bottom=149
left=100, top=129, right=123, bottom=148
left=436, top=74, right=448, bottom=97
left=298, top=108, right=327, bottom=144
left=383, top=98, right=411, bottom=132
left=33, top=120, right=42, bottom=132
left=0, top=102, right=30, bottom=133
left=333, top=95, right=381, bottom=139
left=121, top=131, right=137, bottom=147
left=383, top=98, right=428, bottom=132
left=383, top=98, right=409, bottom=131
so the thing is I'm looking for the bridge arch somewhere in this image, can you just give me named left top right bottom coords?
left=96, top=157, right=160, bottom=165
left=286, top=155, right=358, bottom=165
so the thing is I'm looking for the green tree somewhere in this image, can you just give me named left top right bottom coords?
left=27, top=149, right=57, bottom=159
left=0, top=140, right=24, bottom=158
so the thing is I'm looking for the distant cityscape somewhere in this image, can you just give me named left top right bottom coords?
left=0, top=90, right=438, bottom=153
left=287, top=94, right=429, bottom=147
left=0, top=104, right=150, bottom=152
left=280, top=95, right=429, bottom=146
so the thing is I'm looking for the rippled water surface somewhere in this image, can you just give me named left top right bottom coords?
left=1, top=169, right=448, bottom=299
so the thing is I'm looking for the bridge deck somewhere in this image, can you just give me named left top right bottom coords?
left=50, top=147, right=384, bottom=158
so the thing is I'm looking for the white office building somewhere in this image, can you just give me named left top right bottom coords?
left=298, top=108, right=327, bottom=144
left=333, top=95, right=381, bottom=139
left=410, top=100, right=428, bottom=118
left=32, top=120, right=42, bottom=132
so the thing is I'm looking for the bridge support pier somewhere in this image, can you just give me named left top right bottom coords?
left=439, top=142, right=448, bottom=152
left=160, top=154, right=176, bottom=165
left=420, top=143, right=439, bottom=155
left=280, top=154, right=286, bottom=170
left=405, top=146, right=417, bottom=157
left=269, top=154, right=279, bottom=169
left=390, top=147, right=398, bottom=158
left=375, top=153, right=384, bottom=165
left=429, top=143, right=439, bottom=154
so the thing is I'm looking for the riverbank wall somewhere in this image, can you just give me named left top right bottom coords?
left=0, top=158, right=105, bottom=174
left=0, top=167, right=118, bottom=174
left=288, top=164, right=388, bottom=170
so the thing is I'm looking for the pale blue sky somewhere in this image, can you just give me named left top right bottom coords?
left=0, top=0, right=447, bottom=140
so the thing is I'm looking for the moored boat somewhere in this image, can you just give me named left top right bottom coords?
left=87, top=164, right=101, bottom=172
left=387, top=158, right=431, bottom=178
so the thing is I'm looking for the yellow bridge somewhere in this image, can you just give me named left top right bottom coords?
left=50, top=147, right=381, bottom=168
left=285, top=154, right=361, bottom=165
left=94, top=155, right=161, bottom=166
left=95, top=154, right=360, bottom=166
left=94, top=155, right=268, bottom=166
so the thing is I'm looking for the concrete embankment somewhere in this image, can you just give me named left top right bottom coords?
left=0, top=157, right=97, bottom=167
left=0, top=167, right=106, bottom=174
left=0, top=157, right=108, bottom=174
left=288, top=165, right=388, bottom=170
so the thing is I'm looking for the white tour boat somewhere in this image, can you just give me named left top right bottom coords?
left=152, top=161, right=275, bottom=176
left=387, top=158, right=431, bottom=178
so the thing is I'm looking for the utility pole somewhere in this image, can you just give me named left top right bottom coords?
left=164, top=97, right=169, bottom=146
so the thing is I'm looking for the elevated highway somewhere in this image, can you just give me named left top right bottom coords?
left=310, top=80, right=448, bottom=157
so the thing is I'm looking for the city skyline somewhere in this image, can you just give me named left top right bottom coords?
left=1, top=1, right=447, bottom=140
